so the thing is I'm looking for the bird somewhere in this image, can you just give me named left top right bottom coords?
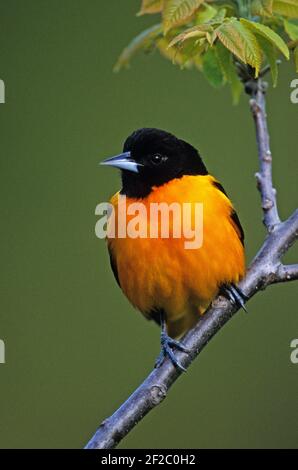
left=101, top=128, right=246, bottom=371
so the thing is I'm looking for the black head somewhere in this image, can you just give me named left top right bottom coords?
left=101, top=128, right=208, bottom=198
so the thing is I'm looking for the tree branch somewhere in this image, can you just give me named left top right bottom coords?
left=85, top=78, right=298, bottom=449
left=274, top=263, right=298, bottom=283
left=250, top=81, right=280, bottom=232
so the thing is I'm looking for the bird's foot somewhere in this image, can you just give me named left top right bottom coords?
left=155, top=331, right=190, bottom=372
left=221, top=283, right=248, bottom=313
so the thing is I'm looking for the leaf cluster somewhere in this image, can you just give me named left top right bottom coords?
left=115, top=0, right=298, bottom=102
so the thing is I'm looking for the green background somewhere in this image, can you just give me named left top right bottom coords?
left=0, top=0, right=297, bottom=449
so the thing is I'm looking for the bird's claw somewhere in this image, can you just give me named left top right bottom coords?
left=155, top=332, right=190, bottom=372
left=221, top=283, right=248, bottom=312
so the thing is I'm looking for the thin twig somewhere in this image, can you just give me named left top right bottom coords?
left=250, top=80, right=280, bottom=232
left=85, top=78, right=298, bottom=449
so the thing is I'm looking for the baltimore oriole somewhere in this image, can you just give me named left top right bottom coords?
left=101, top=128, right=246, bottom=371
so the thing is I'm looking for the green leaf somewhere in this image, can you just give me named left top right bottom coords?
left=273, top=0, right=298, bottom=18
left=168, top=24, right=212, bottom=47
left=206, top=30, right=217, bottom=45
left=163, top=0, right=204, bottom=33
left=195, top=3, right=217, bottom=24
left=156, top=37, right=192, bottom=66
left=251, top=0, right=273, bottom=16
left=256, top=34, right=279, bottom=86
left=157, top=34, right=206, bottom=66
left=215, top=18, right=262, bottom=76
left=294, top=46, right=298, bottom=71
left=215, top=42, right=242, bottom=103
left=184, top=36, right=208, bottom=57
left=210, top=7, right=227, bottom=24
left=229, top=67, right=243, bottom=104
left=137, top=0, right=164, bottom=15
left=113, top=24, right=163, bottom=72
left=284, top=19, right=298, bottom=39
left=202, top=47, right=225, bottom=87
left=240, top=18, right=289, bottom=59
left=215, top=41, right=232, bottom=81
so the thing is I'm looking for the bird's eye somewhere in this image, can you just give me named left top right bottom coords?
left=151, top=154, right=167, bottom=165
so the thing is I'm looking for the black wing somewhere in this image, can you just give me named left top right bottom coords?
left=230, top=209, right=244, bottom=246
left=213, top=180, right=244, bottom=246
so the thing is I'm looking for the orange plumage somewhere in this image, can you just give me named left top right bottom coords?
left=107, top=174, right=245, bottom=338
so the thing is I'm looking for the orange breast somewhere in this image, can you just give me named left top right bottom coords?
left=107, top=175, right=245, bottom=336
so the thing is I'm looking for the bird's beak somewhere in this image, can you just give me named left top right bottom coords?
left=100, top=151, right=140, bottom=174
